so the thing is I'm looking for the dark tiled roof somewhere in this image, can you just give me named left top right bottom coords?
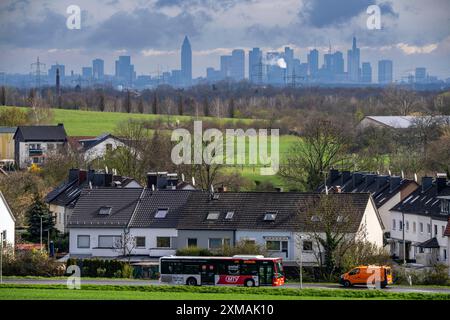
left=177, top=192, right=372, bottom=232
left=68, top=188, right=144, bottom=228
left=79, top=133, right=122, bottom=151
left=390, top=182, right=450, bottom=221
left=0, top=127, right=17, bottom=133
left=318, top=170, right=417, bottom=208
left=128, top=189, right=194, bottom=228
left=418, top=237, right=440, bottom=248
left=14, top=125, right=67, bottom=141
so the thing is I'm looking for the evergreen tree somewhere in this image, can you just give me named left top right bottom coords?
left=152, top=94, right=158, bottom=114
left=138, top=99, right=144, bottom=114
left=0, top=86, right=6, bottom=106
left=123, top=90, right=132, bottom=113
left=26, top=194, right=55, bottom=243
left=99, top=91, right=106, bottom=112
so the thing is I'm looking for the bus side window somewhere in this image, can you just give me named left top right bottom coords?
left=240, top=263, right=258, bottom=276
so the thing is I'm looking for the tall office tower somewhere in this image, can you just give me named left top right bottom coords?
left=181, top=36, right=192, bottom=87
left=361, top=62, right=372, bottom=83
left=48, top=64, right=65, bottom=85
left=220, top=55, right=233, bottom=79
left=284, top=46, right=294, bottom=80
left=115, top=55, right=133, bottom=86
left=378, top=60, right=393, bottom=84
left=347, top=37, right=360, bottom=82
left=307, top=49, right=319, bottom=78
left=56, top=68, right=60, bottom=95
left=82, top=67, right=93, bottom=78
left=231, top=49, right=245, bottom=81
left=332, top=51, right=344, bottom=75
left=415, top=67, right=427, bottom=83
left=92, top=59, right=104, bottom=80
left=249, top=48, right=263, bottom=83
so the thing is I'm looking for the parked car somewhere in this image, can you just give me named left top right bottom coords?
left=339, top=265, right=393, bottom=288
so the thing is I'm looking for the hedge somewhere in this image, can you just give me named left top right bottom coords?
left=66, top=258, right=134, bottom=278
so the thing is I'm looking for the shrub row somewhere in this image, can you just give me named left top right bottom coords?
left=66, top=258, right=134, bottom=278
left=1, top=284, right=449, bottom=300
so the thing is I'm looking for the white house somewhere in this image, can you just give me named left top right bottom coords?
left=76, top=134, right=128, bottom=162
left=0, top=191, right=15, bottom=247
left=444, top=217, right=450, bottom=275
left=389, top=176, right=449, bottom=265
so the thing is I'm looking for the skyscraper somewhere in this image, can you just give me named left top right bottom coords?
left=181, top=36, right=192, bottom=87
left=220, top=55, right=232, bottom=79
left=115, top=55, right=134, bottom=86
left=249, top=48, right=263, bottom=83
left=415, top=67, right=427, bottom=83
left=347, top=37, right=360, bottom=82
left=361, top=62, right=372, bottom=83
left=82, top=67, right=93, bottom=78
left=378, top=60, right=393, bottom=84
left=284, top=47, right=294, bottom=80
left=92, top=59, right=104, bottom=80
left=307, top=49, right=319, bottom=78
left=231, top=49, right=245, bottom=81
left=48, top=64, right=65, bottom=85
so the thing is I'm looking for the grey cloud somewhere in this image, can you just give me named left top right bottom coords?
left=154, top=0, right=252, bottom=10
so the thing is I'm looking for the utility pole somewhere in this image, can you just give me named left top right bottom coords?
left=40, top=216, right=43, bottom=252
left=402, top=209, right=406, bottom=265
left=0, top=230, right=4, bottom=284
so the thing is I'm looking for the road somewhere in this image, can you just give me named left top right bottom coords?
left=2, top=278, right=449, bottom=294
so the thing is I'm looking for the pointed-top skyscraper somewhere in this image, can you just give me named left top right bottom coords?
left=181, top=36, right=192, bottom=87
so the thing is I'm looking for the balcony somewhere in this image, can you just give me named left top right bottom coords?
left=29, top=149, right=43, bottom=156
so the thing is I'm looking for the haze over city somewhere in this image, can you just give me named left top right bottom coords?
left=0, top=0, right=449, bottom=82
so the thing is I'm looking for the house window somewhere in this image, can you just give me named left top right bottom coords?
left=77, top=235, right=90, bottom=248
left=187, top=238, right=197, bottom=247
left=392, top=219, right=396, bottom=230
left=420, top=223, right=424, bottom=233
left=208, top=238, right=229, bottom=249
left=444, top=249, right=448, bottom=261
left=434, top=225, right=438, bottom=237
left=155, top=208, right=168, bottom=218
left=413, top=222, right=416, bottom=233
left=264, top=211, right=277, bottom=221
left=98, top=206, right=112, bottom=215
left=399, top=220, right=403, bottom=231
left=442, top=226, right=445, bottom=238
left=441, top=200, right=450, bottom=214
left=156, top=237, right=171, bottom=248
left=135, top=236, right=146, bottom=248
left=406, top=221, right=409, bottom=232
left=427, top=223, right=431, bottom=234
left=106, top=143, right=113, bottom=151
left=225, top=211, right=234, bottom=219
left=266, top=241, right=281, bottom=251
left=303, top=241, right=313, bottom=251
left=98, top=235, right=121, bottom=248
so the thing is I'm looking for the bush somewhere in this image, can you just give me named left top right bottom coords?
left=176, top=246, right=212, bottom=256
left=394, top=264, right=449, bottom=286
left=96, top=268, right=107, bottom=277
left=423, top=264, right=449, bottom=286
left=2, top=248, right=64, bottom=276
left=121, top=264, right=134, bottom=279
left=66, top=258, right=136, bottom=278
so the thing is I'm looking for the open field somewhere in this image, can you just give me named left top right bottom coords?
left=0, top=284, right=448, bottom=300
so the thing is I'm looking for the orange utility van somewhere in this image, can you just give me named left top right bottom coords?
left=339, top=265, right=393, bottom=288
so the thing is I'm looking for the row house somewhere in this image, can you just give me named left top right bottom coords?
left=390, top=175, right=450, bottom=265
left=67, top=174, right=384, bottom=266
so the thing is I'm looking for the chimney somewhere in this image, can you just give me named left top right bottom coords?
left=146, top=172, right=169, bottom=190
left=167, top=173, right=179, bottom=190
left=217, top=185, right=228, bottom=192
left=104, top=173, right=113, bottom=187
left=93, top=173, right=105, bottom=187
left=336, top=186, right=342, bottom=193
left=389, top=176, right=401, bottom=192
left=68, top=168, right=79, bottom=182
left=421, top=176, right=433, bottom=193
left=87, top=169, right=95, bottom=183
left=156, top=172, right=168, bottom=189
left=376, top=175, right=389, bottom=190
left=341, top=171, right=351, bottom=186
left=352, top=172, right=364, bottom=188
left=436, top=174, right=447, bottom=193
left=147, top=172, right=157, bottom=189
left=329, top=169, right=339, bottom=183
left=78, top=169, right=87, bottom=185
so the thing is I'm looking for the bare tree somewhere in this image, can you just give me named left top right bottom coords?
left=114, top=229, right=136, bottom=263
left=382, top=87, right=422, bottom=116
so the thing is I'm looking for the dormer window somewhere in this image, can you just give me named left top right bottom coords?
left=441, top=200, right=450, bottom=214
left=155, top=208, right=169, bottom=218
left=225, top=211, right=234, bottom=219
left=264, top=211, right=277, bottom=221
left=98, top=206, right=112, bottom=215
left=207, top=212, right=220, bottom=220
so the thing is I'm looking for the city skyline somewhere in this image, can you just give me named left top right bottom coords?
left=0, top=0, right=449, bottom=81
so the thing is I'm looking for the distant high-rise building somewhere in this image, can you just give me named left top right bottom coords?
left=266, top=52, right=285, bottom=85
left=206, top=67, right=222, bottom=83
left=415, top=67, right=427, bottom=83
left=48, top=64, right=65, bottom=85
left=115, top=56, right=134, bottom=86
left=181, top=36, right=192, bottom=87
left=284, top=47, right=294, bottom=80
left=378, top=60, right=393, bottom=84
left=82, top=67, right=93, bottom=78
left=307, top=49, right=319, bottom=78
left=220, top=55, right=233, bottom=79
left=361, top=62, right=372, bottom=83
left=231, top=49, right=245, bottom=81
left=347, top=37, right=360, bottom=82
left=249, top=48, right=263, bottom=83
left=92, top=59, right=104, bottom=79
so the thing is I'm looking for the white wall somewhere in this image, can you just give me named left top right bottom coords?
left=49, top=204, right=66, bottom=234
left=360, top=199, right=384, bottom=248
left=18, top=141, right=64, bottom=168
left=0, top=192, right=15, bottom=247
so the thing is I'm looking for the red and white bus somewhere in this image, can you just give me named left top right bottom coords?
left=159, top=255, right=285, bottom=287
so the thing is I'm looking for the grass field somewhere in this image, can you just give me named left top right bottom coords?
left=0, top=284, right=448, bottom=300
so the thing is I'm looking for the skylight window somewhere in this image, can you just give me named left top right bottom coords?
left=98, top=206, right=112, bottom=215
left=155, top=208, right=169, bottom=218
left=225, top=211, right=234, bottom=219
left=264, top=211, right=277, bottom=221
left=207, top=212, right=220, bottom=220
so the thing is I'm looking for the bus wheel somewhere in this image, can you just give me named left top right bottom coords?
left=343, top=280, right=351, bottom=288
left=244, top=279, right=255, bottom=287
left=186, top=277, right=198, bottom=286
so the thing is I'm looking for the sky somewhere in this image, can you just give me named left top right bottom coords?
left=0, top=0, right=449, bottom=80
